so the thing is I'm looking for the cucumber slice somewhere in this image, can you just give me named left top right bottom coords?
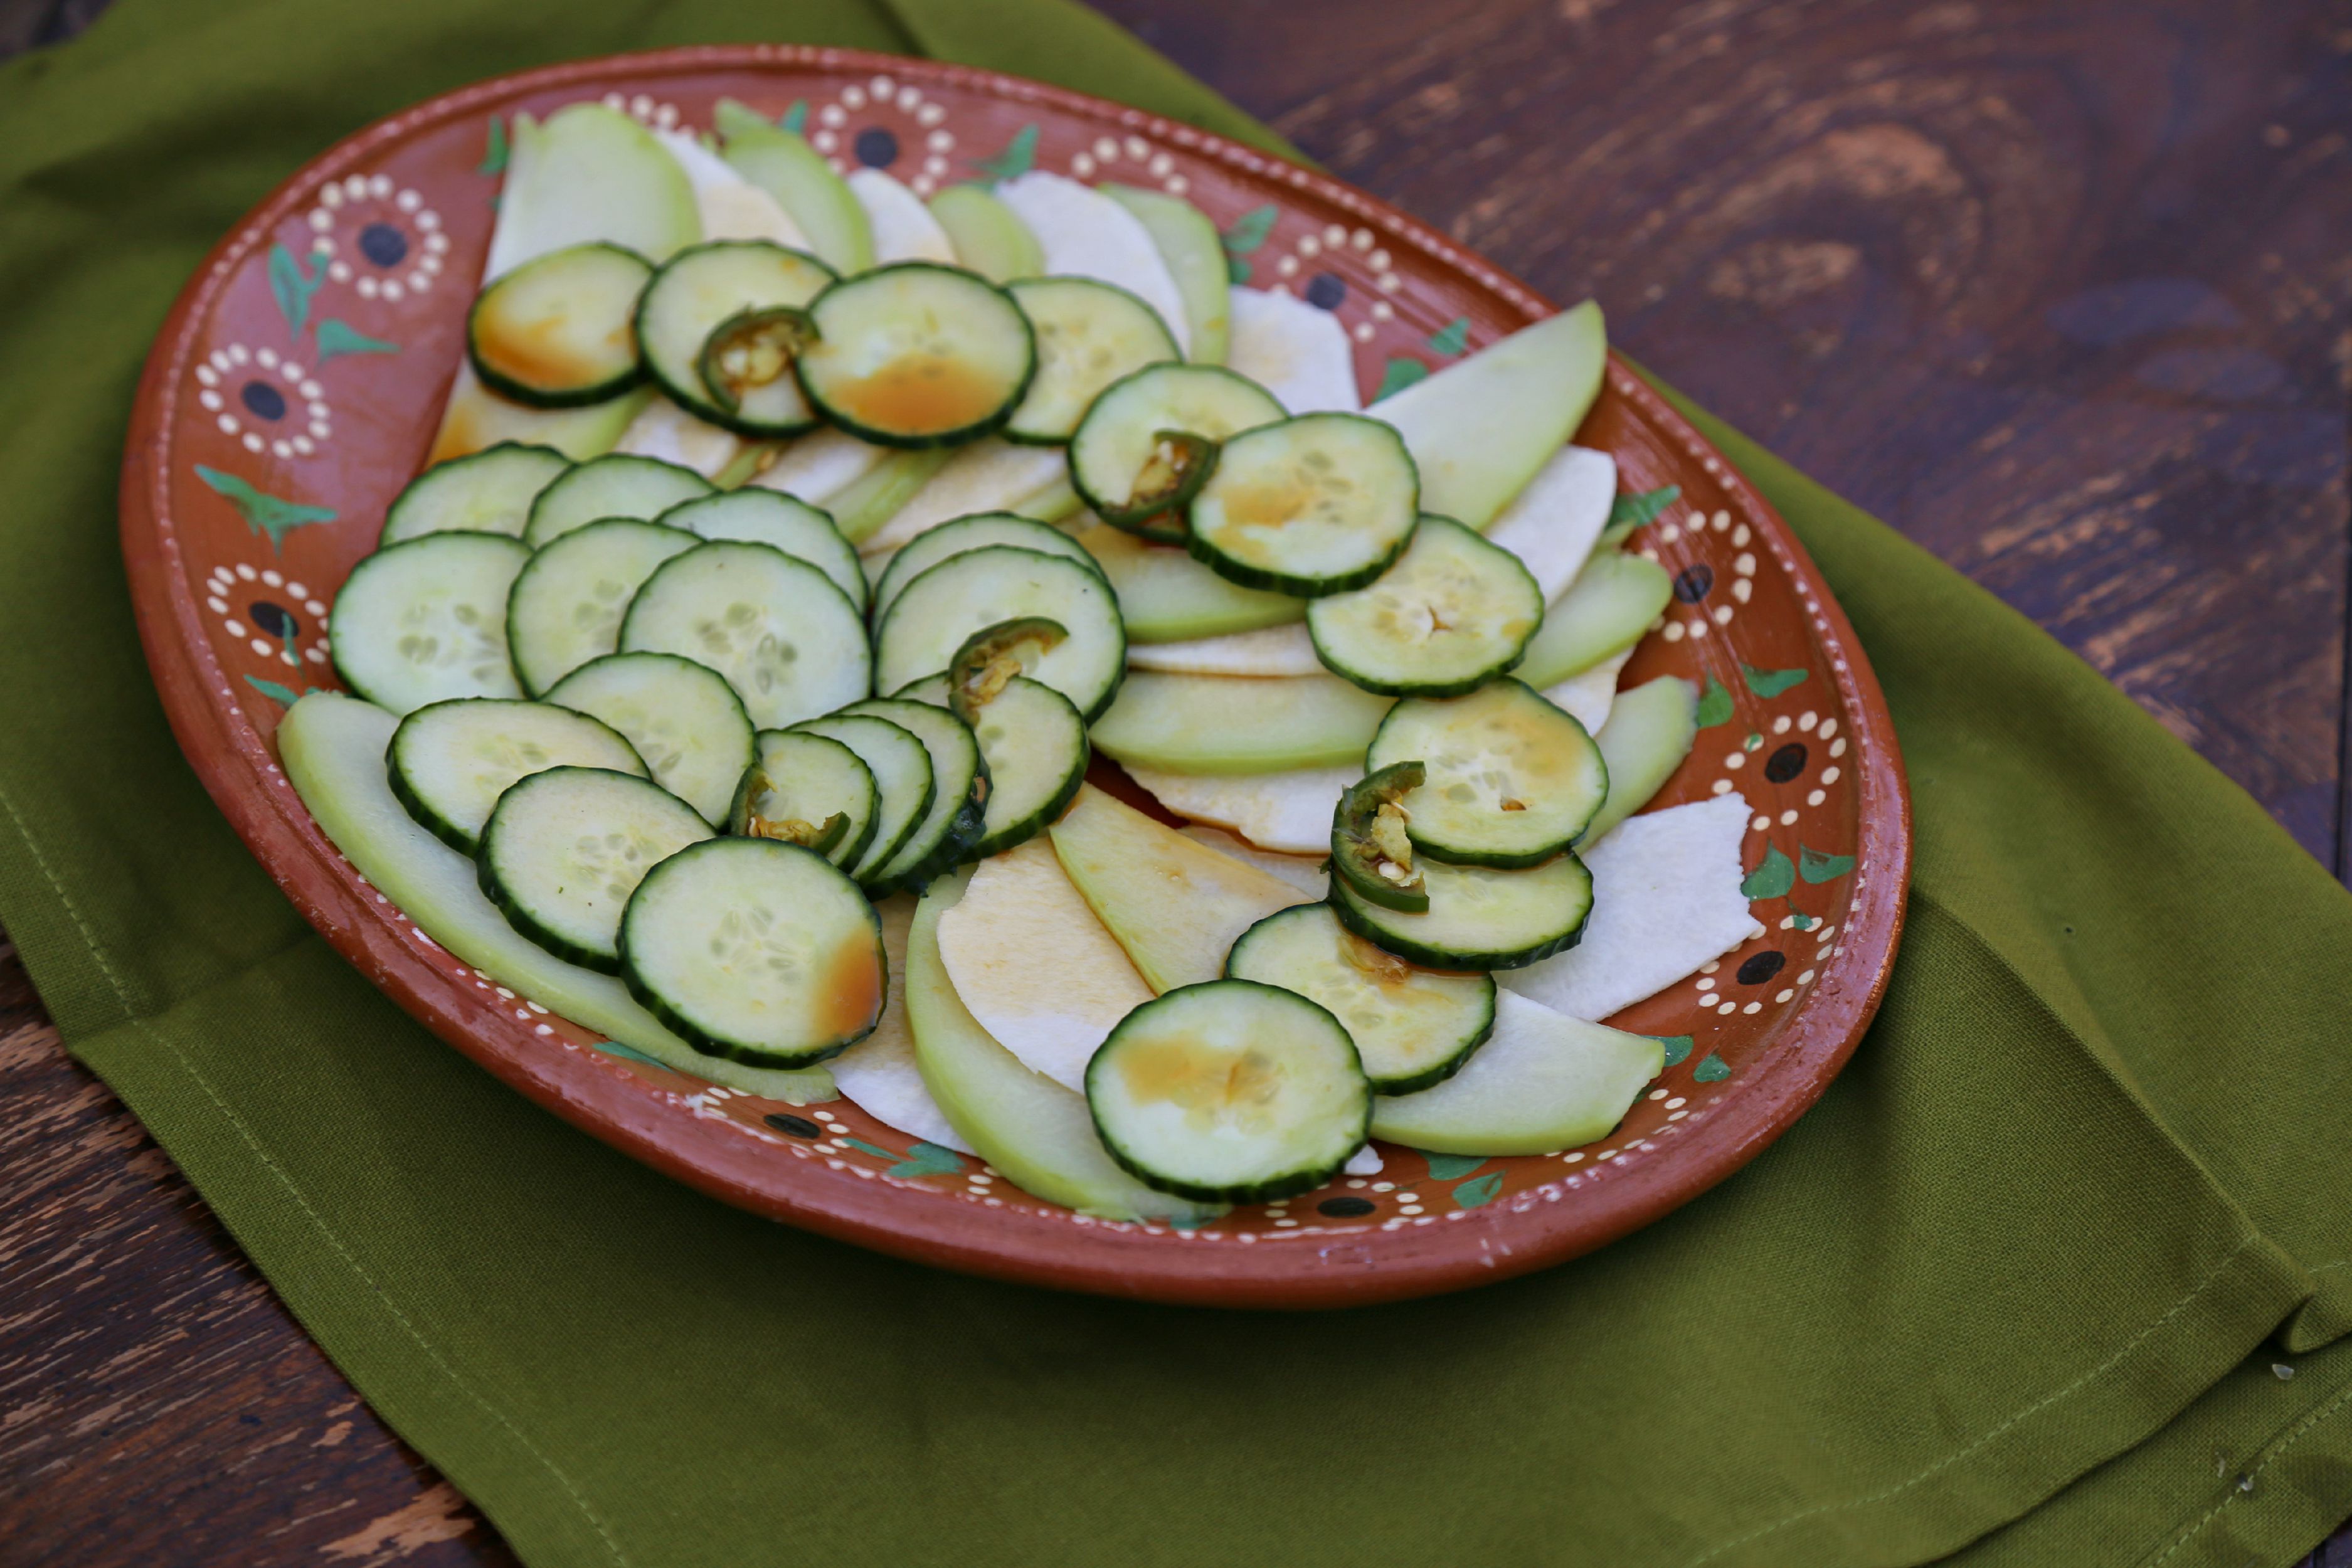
left=613, top=395, right=746, bottom=481
left=795, top=263, right=1037, bottom=448
left=506, top=517, right=699, bottom=695
left=748, top=427, right=889, bottom=505
left=1367, top=678, right=1608, bottom=866
left=1188, top=414, right=1421, bottom=596
left=1370, top=300, right=1607, bottom=531
left=619, top=838, right=885, bottom=1068
left=872, top=512, right=1103, bottom=622
left=328, top=532, right=529, bottom=714
left=825, top=448, right=955, bottom=546
left=650, top=127, right=808, bottom=249
left=840, top=697, right=984, bottom=893
left=277, top=692, right=833, bottom=1103
left=1003, top=277, right=1180, bottom=444
left=995, top=172, right=1192, bottom=355
left=1305, top=516, right=1542, bottom=695
left=1067, top=364, right=1283, bottom=534
left=425, top=367, right=654, bottom=469
left=847, top=169, right=958, bottom=263
left=1086, top=980, right=1369, bottom=1204
left=1332, top=848, right=1593, bottom=971
left=543, top=652, right=756, bottom=825
left=790, top=712, right=935, bottom=886
left=1370, top=990, right=1661, bottom=1155
left=729, top=729, right=880, bottom=872
left=1089, top=670, right=1392, bottom=775
left=387, top=697, right=645, bottom=854
left=1226, top=286, right=1358, bottom=413
left=380, top=443, right=571, bottom=546
left=635, top=241, right=836, bottom=437
left=926, top=184, right=1044, bottom=283
left=1126, top=622, right=1322, bottom=677
left=898, top=673, right=1086, bottom=860
left=1581, top=674, right=1700, bottom=845
left=1227, top=903, right=1495, bottom=1094
left=479, top=766, right=714, bottom=971
left=1123, top=765, right=1353, bottom=857
left=861, top=438, right=1066, bottom=553
left=657, top=489, right=865, bottom=615
left=1514, top=549, right=1673, bottom=689
left=908, top=870, right=1221, bottom=1222
left=1074, top=522, right=1303, bottom=642
left=1330, top=762, right=1429, bottom=913
left=483, top=103, right=699, bottom=283
left=1099, top=184, right=1229, bottom=364
left=714, top=100, right=876, bottom=275
left=467, top=243, right=650, bottom=409
left=1485, top=445, right=1616, bottom=601
left=619, top=541, right=870, bottom=730
left=874, top=546, right=1125, bottom=721
left=522, top=453, right=714, bottom=549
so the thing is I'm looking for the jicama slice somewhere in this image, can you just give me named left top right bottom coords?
left=825, top=894, right=975, bottom=1153
left=860, top=438, right=1068, bottom=553
left=612, top=395, right=746, bottom=480
left=1370, top=990, right=1661, bottom=1155
left=748, top=426, right=891, bottom=504
left=425, top=365, right=650, bottom=467
left=1126, top=765, right=1355, bottom=856
left=995, top=171, right=1191, bottom=354
left=1125, top=623, right=1322, bottom=677
left=1544, top=647, right=1633, bottom=736
left=1226, top=286, right=1359, bottom=413
left=848, top=169, right=957, bottom=263
left=1180, top=827, right=1330, bottom=899
left=1483, top=445, right=1616, bottom=600
left=652, top=127, right=807, bottom=248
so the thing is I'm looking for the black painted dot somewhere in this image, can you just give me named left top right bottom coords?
left=1737, top=950, right=1787, bottom=986
left=240, top=380, right=287, bottom=420
left=1672, top=563, right=1715, bottom=602
left=764, top=1113, right=822, bottom=1138
left=854, top=127, right=900, bottom=167
left=358, top=221, right=409, bottom=267
left=1764, top=743, right=1808, bottom=783
left=248, top=601, right=298, bottom=639
left=1318, top=1195, right=1377, bottom=1218
left=1305, top=271, right=1347, bottom=310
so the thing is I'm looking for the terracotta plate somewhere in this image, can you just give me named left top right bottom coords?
left=120, top=46, right=1910, bottom=1309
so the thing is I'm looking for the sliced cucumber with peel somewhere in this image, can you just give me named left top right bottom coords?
left=927, top=183, right=1044, bottom=283
left=1089, top=670, right=1392, bottom=775
left=1100, top=184, right=1231, bottom=364
left=1581, top=674, right=1700, bottom=845
left=523, top=453, right=714, bottom=549
left=1074, top=522, right=1303, bottom=643
left=1305, top=515, right=1541, bottom=694
left=425, top=367, right=653, bottom=470
left=1370, top=990, right=1661, bottom=1155
left=1332, top=848, right=1594, bottom=971
left=791, top=711, right=935, bottom=887
left=543, top=652, right=756, bottom=826
left=387, top=697, right=645, bottom=854
left=657, top=489, right=865, bottom=615
left=380, top=443, right=571, bottom=546
left=728, top=728, right=880, bottom=871
left=1514, top=549, right=1674, bottom=690
left=506, top=517, right=699, bottom=696
left=620, top=541, right=871, bottom=730
left=847, top=169, right=957, bottom=264
left=874, top=545, right=1125, bottom=722
left=1003, top=277, right=1180, bottom=443
left=898, top=672, right=1087, bottom=861
left=796, top=263, right=1037, bottom=448
left=1085, top=979, right=1369, bottom=1204
left=467, top=242, right=651, bottom=408
left=994, top=171, right=1192, bottom=356
left=840, top=697, right=985, bottom=894
left=619, top=837, right=886, bottom=1069
left=479, top=766, right=712, bottom=972
left=1227, top=903, right=1494, bottom=1095
left=872, top=512, right=1104, bottom=622
left=634, top=240, right=835, bottom=436
left=329, top=531, right=529, bottom=714
left=1068, top=364, right=1283, bottom=536
left=714, top=100, right=875, bottom=275
left=1367, top=679, right=1608, bottom=866
left=1187, top=413, right=1421, bottom=596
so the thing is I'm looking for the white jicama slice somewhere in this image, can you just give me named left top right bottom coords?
left=1226, top=287, right=1359, bottom=413
left=1370, top=990, right=1663, bottom=1155
left=613, top=395, right=745, bottom=479
left=935, top=835, right=1154, bottom=1091
left=748, top=427, right=889, bottom=504
left=825, top=894, right=975, bottom=1152
left=860, top=438, right=1069, bottom=553
left=1179, top=826, right=1330, bottom=900
left=427, top=365, right=653, bottom=467
left=1485, top=446, right=1617, bottom=601
left=1125, top=764, right=1356, bottom=856
left=995, top=171, right=1191, bottom=355
left=847, top=169, right=958, bottom=263
left=1544, top=647, right=1634, bottom=735
left=652, top=127, right=808, bottom=248
left=1126, top=623, right=1323, bottom=677
left=1499, top=792, right=1766, bottom=1022
left=485, top=103, right=701, bottom=282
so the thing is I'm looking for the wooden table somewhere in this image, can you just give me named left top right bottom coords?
left=4, top=0, right=2348, bottom=1562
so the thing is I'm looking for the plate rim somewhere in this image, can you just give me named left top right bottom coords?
left=119, top=42, right=1912, bottom=1310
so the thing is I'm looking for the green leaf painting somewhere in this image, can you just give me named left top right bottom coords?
left=1606, top=484, right=1681, bottom=534
left=1695, top=675, right=1735, bottom=728
left=592, top=1039, right=669, bottom=1068
left=194, top=465, right=336, bottom=551
left=1742, top=842, right=1795, bottom=900
left=243, top=675, right=301, bottom=708
left=1742, top=663, right=1809, bottom=699
left=1226, top=253, right=1251, bottom=285
left=778, top=100, right=809, bottom=135
left=1453, top=1171, right=1504, bottom=1210
left=842, top=1138, right=899, bottom=1161
left=1693, top=1052, right=1731, bottom=1084
left=1744, top=731, right=1764, bottom=752
left=886, top=1142, right=965, bottom=1179
left=477, top=117, right=509, bottom=176
left=1651, top=1035, right=1694, bottom=1068
left=973, top=124, right=1039, bottom=185
left=1373, top=356, right=1430, bottom=401
left=315, top=319, right=399, bottom=365
left=1789, top=911, right=1820, bottom=931
left=1427, top=316, right=1470, bottom=356
left=268, top=243, right=327, bottom=338
left=1220, top=203, right=1277, bottom=256
left=1799, top=846, right=1857, bottom=884
left=1422, top=1152, right=1486, bottom=1181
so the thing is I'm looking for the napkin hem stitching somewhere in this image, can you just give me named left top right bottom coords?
left=2139, top=1375, right=2352, bottom=1567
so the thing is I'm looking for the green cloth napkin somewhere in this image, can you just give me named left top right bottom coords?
left=3, top=2, right=2349, bottom=1564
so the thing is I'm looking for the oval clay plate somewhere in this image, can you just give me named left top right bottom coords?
left=121, top=46, right=1909, bottom=1310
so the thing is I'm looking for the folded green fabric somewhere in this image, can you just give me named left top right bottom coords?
left=2, top=1, right=2348, bottom=1565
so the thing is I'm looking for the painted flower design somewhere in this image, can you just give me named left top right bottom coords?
left=303, top=172, right=447, bottom=302
left=1258, top=223, right=1406, bottom=344
left=1064, top=130, right=1189, bottom=199
left=195, top=344, right=332, bottom=458
left=601, top=90, right=683, bottom=130
left=201, top=558, right=331, bottom=669
left=809, top=74, right=960, bottom=196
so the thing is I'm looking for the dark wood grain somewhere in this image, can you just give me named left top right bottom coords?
left=3, top=0, right=2349, bottom=1563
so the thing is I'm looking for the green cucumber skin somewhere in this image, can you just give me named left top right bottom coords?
left=1367, top=684, right=1608, bottom=869
left=634, top=241, right=839, bottom=438
left=1088, top=670, right=1392, bottom=776
left=1184, top=415, right=1422, bottom=599
left=723, top=743, right=882, bottom=873
left=1076, top=525, right=1303, bottom=644
left=1067, top=363, right=1279, bottom=526
left=472, top=766, right=693, bottom=975
left=379, top=442, right=573, bottom=548
left=1514, top=551, right=1673, bottom=691
left=1000, top=275, right=1182, bottom=447
left=1328, top=857, right=1594, bottom=972
left=894, top=673, right=1090, bottom=862
left=1306, top=518, right=1543, bottom=699
left=795, top=263, right=1039, bottom=450
left=846, top=695, right=989, bottom=896
left=466, top=243, right=652, bottom=410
